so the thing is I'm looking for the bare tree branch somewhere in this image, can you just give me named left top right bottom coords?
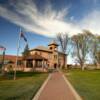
left=57, top=33, right=69, bottom=68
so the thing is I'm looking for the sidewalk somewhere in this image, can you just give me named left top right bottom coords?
left=35, top=70, right=79, bottom=100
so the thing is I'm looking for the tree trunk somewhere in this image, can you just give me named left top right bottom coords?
left=96, top=62, right=100, bottom=69
left=80, top=62, right=85, bottom=71
left=82, top=65, right=85, bottom=71
left=63, top=54, right=66, bottom=69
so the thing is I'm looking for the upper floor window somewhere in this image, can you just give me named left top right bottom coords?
left=48, top=54, right=51, bottom=59
left=54, top=55, right=57, bottom=59
left=54, top=47, right=57, bottom=50
left=39, top=52, right=42, bottom=55
left=50, top=47, right=52, bottom=50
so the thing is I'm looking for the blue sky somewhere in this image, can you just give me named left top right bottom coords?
left=0, top=0, right=100, bottom=64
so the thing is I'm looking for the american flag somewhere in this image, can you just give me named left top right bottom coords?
left=20, top=31, right=27, bottom=42
left=0, top=46, right=6, bottom=51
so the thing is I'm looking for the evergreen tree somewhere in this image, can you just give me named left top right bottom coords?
left=22, top=44, right=30, bottom=59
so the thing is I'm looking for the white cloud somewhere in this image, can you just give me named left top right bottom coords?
left=79, top=10, right=100, bottom=35
left=0, top=0, right=100, bottom=37
left=0, top=0, right=81, bottom=37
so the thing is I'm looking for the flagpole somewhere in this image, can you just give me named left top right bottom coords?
left=14, top=28, right=21, bottom=80
left=1, top=47, right=6, bottom=75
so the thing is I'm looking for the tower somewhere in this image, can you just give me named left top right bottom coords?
left=48, top=40, right=59, bottom=69
left=48, top=40, right=59, bottom=51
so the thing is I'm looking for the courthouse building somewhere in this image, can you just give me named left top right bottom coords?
left=0, top=41, right=67, bottom=72
left=23, top=40, right=66, bottom=71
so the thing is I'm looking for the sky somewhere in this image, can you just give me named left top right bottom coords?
left=0, top=0, right=100, bottom=64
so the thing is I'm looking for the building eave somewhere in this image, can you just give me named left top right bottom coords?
left=30, top=49, right=52, bottom=53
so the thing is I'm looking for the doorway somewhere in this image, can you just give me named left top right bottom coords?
left=54, top=63, right=57, bottom=69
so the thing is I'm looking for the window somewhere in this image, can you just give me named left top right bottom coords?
left=54, top=55, right=57, bottom=59
left=48, top=54, right=51, bottom=59
left=40, top=52, right=42, bottom=55
left=50, top=47, right=52, bottom=50
left=17, top=60, right=22, bottom=65
left=54, top=47, right=57, bottom=50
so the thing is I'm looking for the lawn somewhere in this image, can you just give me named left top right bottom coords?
left=0, top=71, right=48, bottom=100
left=63, top=69, right=100, bottom=100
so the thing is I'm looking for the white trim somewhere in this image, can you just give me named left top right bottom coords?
left=32, top=74, right=51, bottom=100
left=62, top=72, right=82, bottom=100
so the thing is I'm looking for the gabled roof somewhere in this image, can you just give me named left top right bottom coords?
left=58, top=51, right=67, bottom=55
left=53, top=50, right=67, bottom=55
left=30, top=46, right=52, bottom=53
left=0, top=55, right=22, bottom=63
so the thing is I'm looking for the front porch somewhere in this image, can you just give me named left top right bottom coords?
left=23, top=54, right=48, bottom=72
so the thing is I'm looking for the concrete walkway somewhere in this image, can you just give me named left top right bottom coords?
left=36, top=70, right=79, bottom=100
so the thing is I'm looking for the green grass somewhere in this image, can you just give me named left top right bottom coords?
left=63, top=69, right=100, bottom=100
left=0, top=71, right=48, bottom=100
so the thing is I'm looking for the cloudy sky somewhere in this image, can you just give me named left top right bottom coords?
left=0, top=0, right=100, bottom=63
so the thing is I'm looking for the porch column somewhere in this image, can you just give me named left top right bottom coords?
left=24, top=60, right=27, bottom=68
left=32, top=60, right=35, bottom=70
left=42, top=59, right=44, bottom=69
left=44, top=61, right=47, bottom=68
left=23, top=60, right=27, bottom=71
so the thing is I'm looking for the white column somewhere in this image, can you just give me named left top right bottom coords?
left=32, top=60, right=35, bottom=70
left=23, top=60, right=27, bottom=71
left=24, top=60, right=27, bottom=68
left=45, top=61, right=47, bottom=69
left=42, top=60, right=44, bottom=69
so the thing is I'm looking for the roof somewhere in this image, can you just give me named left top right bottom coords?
left=48, top=40, right=59, bottom=46
left=0, top=55, right=22, bottom=63
left=30, top=45, right=67, bottom=56
left=58, top=51, right=67, bottom=55
left=25, top=53, right=47, bottom=60
left=30, top=46, right=52, bottom=53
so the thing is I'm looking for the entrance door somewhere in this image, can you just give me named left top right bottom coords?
left=54, top=63, right=57, bottom=69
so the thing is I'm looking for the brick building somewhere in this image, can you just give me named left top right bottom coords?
left=0, top=41, right=67, bottom=72
left=23, top=40, right=67, bottom=71
left=0, top=55, right=23, bottom=71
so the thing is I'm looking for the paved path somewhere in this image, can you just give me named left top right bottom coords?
left=38, top=71, right=77, bottom=100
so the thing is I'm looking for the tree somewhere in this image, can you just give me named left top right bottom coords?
left=96, top=52, right=100, bottom=66
left=22, top=44, right=30, bottom=59
left=71, top=30, right=92, bottom=70
left=90, top=34, right=100, bottom=68
left=57, top=33, right=69, bottom=68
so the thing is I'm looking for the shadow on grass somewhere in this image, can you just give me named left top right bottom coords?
left=0, top=71, right=48, bottom=100
left=0, top=71, right=47, bottom=81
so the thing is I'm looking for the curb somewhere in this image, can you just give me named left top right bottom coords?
left=32, top=74, right=51, bottom=100
left=62, top=74, right=82, bottom=100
